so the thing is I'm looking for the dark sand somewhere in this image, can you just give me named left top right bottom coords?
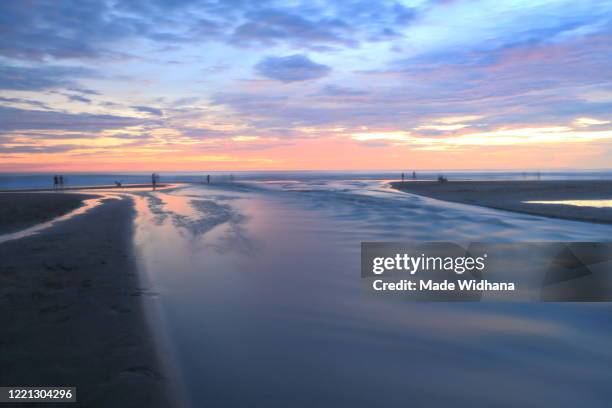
left=0, top=193, right=92, bottom=234
left=0, top=195, right=171, bottom=407
left=391, top=180, right=612, bottom=224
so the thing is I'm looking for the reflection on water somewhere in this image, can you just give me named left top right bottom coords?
left=0, top=185, right=179, bottom=244
left=526, top=199, right=612, bottom=208
left=133, top=181, right=612, bottom=408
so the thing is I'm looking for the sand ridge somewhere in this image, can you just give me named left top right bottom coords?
left=391, top=180, right=612, bottom=224
left=0, top=195, right=172, bottom=407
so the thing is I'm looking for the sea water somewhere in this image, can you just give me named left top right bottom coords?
left=3, top=169, right=612, bottom=190
left=128, top=179, right=612, bottom=408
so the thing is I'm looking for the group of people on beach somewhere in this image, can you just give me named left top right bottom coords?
left=52, top=175, right=66, bottom=190
left=401, top=171, right=417, bottom=183
left=202, top=174, right=234, bottom=184
left=401, top=171, right=449, bottom=183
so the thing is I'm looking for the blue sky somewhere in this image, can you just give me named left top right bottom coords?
left=1, top=0, right=611, bottom=170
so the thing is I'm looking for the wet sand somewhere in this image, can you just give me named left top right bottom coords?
left=391, top=180, right=612, bottom=224
left=0, top=193, right=93, bottom=234
left=0, top=194, right=171, bottom=407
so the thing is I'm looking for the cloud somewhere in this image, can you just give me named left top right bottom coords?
left=0, top=0, right=142, bottom=61
left=0, top=0, right=422, bottom=62
left=318, top=84, right=369, bottom=97
left=0, top=144, right=82, bottom=154
left=67, top=87, right=101, bottom=95
left=65, top=94, right=93, bottom=104
left=254, top=54, right=331, bottom=82
left=0, top=106, right=144, bottom=132
left=211, top=29, right=612, bottom=136
left=2, top=131, right=122, bottom=141
left=0, top=97, right=50, bottom=109
left=574, top=117, right=610, bottom=127
left=434, top=115, right=484, bottom=124
left=174, top=97, right=199, bottom=106
left=132, top=105, right=164, bottom=116
left=0, top=65, right=95, bottom=91
left=230, top=8, right=353, bottom=48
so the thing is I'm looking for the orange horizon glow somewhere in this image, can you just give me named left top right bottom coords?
left=2, top=126, right=610, bottom=172
left=2, top=119, right=612, bottom=172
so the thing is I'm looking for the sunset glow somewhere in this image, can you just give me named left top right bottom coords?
left=1, top=1, right=611, bottom=171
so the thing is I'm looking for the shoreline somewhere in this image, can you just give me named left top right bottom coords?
left=0, top=183, right=169, bottom=193
left=0, top=194, right=172, bottom=406
left=0, top=192, right=94, bottom=234
left=391, top=180, right=612, bottom=224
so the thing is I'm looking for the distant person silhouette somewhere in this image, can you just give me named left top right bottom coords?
left=53, top=175, right=58, bottom=190
left=152, top=173, right=157, bottom=190
left=207, top=175, right=210, bottom=184
left=59, top=175, right=64, bottom=189
left=413, top=171, right=416, bottom=180
left=401, top=172, right=405, bottom=183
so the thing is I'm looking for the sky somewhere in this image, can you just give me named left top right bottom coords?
left=0, top=0, right=611, bottom=171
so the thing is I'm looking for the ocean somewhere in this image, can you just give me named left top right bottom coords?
left=2, top=170, right=612, bottom=190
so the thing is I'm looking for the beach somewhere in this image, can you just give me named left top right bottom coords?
left=0, top=193, right=91, bottom=234
left=2, top=179, right=612, bottom=407
left=0, top=193, right=171, bottom=407
left=391, top=180, right=612, bottom=224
